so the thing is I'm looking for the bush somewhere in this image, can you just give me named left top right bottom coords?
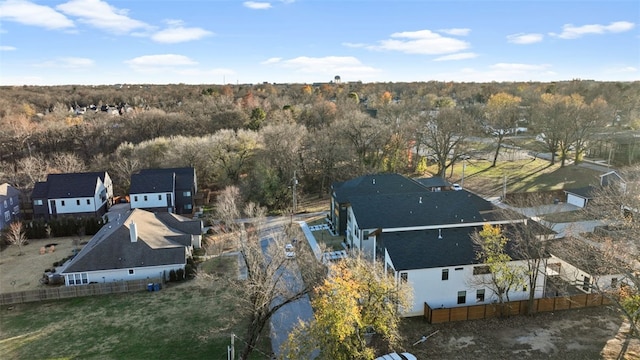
left=176, top=268, right=185, bottom=281
left=169, top=269, right=177, bottom=282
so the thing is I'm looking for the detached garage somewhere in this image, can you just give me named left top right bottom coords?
left=564, top=186, right=596, bottom=208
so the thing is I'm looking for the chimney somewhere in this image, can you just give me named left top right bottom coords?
left=129, top=221, right=138, bottom=243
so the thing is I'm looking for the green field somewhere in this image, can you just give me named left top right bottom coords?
left=0, top=257, right=271, bottom=360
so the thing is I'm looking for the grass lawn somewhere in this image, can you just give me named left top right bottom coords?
left=0, top=256, right=271, bottom=360
left=425, top=158, right=602, bottom=197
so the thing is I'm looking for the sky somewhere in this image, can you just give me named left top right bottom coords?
left=0, top=0, right=638, bottom=86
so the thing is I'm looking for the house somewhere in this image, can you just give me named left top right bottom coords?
left=31, top=172, right=113, bottom=220
left=0, top=183, right=21, bottom=230
left=413, top=176, right=451, bottom=192
left=59, top=208, right=202, bottom=286
left=330, top=174, right=430, bottom=236
left=129, top=167, right=197, bottom=216
left=336, top=173, right=551, bottom=317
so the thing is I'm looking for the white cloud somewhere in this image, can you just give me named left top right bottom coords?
left=243, top=1, right=272, bottom=10
left=261, top=57, right=282, bottom=65
left=264, top=56, right=380, bottom=77
left=550, top=21, right=635, bottom=39
left=368, top=29, right=469, bottom=55
left=35, top=57, right=94, bottom=68
left=439, top=28, right=471, bottom=36
left=125, top=54, right=198, bottom=69
left=0, top=45, right=17, bottom=51
left=57, top=0, right=150, bottom=34
left=151, top=21, right=213, bottom=43
left=507, top=33, right=544, bottom=44
left=433, top=52, right=478, bottom=61
left=0, top=0, right=74, bottom=30
left=342, top=42, right=366, bottom=48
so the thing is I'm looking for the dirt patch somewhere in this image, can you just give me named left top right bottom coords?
left=399, top=307, right=639, bottom=359
left=0, top=236, right=90, bottom=292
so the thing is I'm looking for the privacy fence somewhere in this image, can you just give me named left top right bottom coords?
left=424, top=293, right=612, bottom=324
left=0, top=278, right=162, bottom=306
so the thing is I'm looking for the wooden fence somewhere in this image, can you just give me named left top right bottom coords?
left=424, top=293, right=612, bottom=324
left=0, top=278, right=162, bottom=306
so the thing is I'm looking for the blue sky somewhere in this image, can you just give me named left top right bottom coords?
left=0, top=0, right=638, bottom=85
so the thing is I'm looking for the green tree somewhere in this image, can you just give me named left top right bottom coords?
left=485, top=92, right=522, bottom=167
left=472, top=224, right=525, bottom=316
left=281, top=256, right=412, bottom=360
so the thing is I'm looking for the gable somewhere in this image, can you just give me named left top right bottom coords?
left=62, top=209, right=198, bottom=273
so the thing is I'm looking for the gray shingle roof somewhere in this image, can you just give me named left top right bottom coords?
left=564, top=185, right=597, bottom=199
left=413, top=176, right=451, bottom=188
left=350, top=191, right=494, bottom=229
left=62, top=209, right=200, bottom=273
left=130, top=167, right=196, bottom=194
left=332, top=173, right=428, bottom=203
left=33, top=172, right=108, bottom=199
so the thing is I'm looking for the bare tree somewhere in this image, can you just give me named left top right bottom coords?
left=5, top=221, right=28, bottom=255
left=209, top=186, right=324, bottom=359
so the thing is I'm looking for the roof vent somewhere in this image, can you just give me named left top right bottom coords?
left=419, top=196, right=422, bottom=204
left=372, top=178, right=376, bottom=185
left=438, top=229, right=442, bottom=239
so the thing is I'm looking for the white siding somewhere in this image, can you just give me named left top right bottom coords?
left=53, top=197, right=99, bottom=215
left=548, top=255, right=624, bottom=293
left=130, top=192, right=169, bottom=210
left=566, top=194, right=586, bottom=208
left=388, top=251, right=546, bottom=317
left=65, top=263, right=185, bottom=285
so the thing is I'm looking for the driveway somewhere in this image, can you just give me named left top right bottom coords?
left=260, top=219, right=317, bottom=359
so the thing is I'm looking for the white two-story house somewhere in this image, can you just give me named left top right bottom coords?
left=32, top=172, right=113, bottom=220
left=129, top=167, right=197, bottom=216
left=338, top=173, right=552, bottom=317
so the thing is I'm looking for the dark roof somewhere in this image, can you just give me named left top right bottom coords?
left=350, top=191, right=495, bottom=229
left=130, top=173, right=174, bottom=193
left=564, top=185, right=597, bottom=199
left=131, top=167, right=196, bottom=193
left=62, top=209, right=200, bottom=273
left=383, top=224, right=548, bottom=271
left=413, top=176, right=451, bottom=188
left=32, top=182, right=48, bottom=199
left=332, top=173, right=427, bottom=203
left=44, top=172, right=107, bottom=198
left=382, top=227, right=480, bottom=270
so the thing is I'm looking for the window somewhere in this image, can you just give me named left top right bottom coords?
left=87, top=199, right=91, bottom=205
left=442, top=269, right=449, bottom=281
left=67, top=274, right=75, bottom=285
left=134, top=195, right=138, bottom=202
left=473, top=266, right=490, bottom=275
left=61, top=200, right=65, bottom=206
left=457, top=291, right=466, bottom=304
left=363, top=230, right=370, bottom=239
left=184, top=204, right=192, bottom=210
left=158, top=194, right=162, bottom=200
left=143, top=195, right=148, bottom=201
left=34, top=199, right=43, bottom=206
left=75, top=274, right=82, bottom=285
left=4, top=211, right=10, bottom=222
left=476, top=289, right=485, bottom=302
left=400, top=272, right=408, bottom=284
left=9, top=197, right=13, bottom=205
left=455, top=267, right=463, bottom=271
left=128, top=269, right=134, bottom=275
left=3, top=200, right=6, bottom=208
left=183, top=191, right=191, bottom=197
left=523, top=284, right=527, bottom=292
left=76, top=199, right=81, bottom=206
left=81, top=273, right=88, bottom=284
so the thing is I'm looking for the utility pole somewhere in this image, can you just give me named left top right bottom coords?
left=228, top=333, right=234, bottom=360
left=292, top=170, right=298, bottom=214
left=502, top=174, right=507, bottom=200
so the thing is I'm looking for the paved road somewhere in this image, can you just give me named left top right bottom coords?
left=260, top=219, right=317, bottom=359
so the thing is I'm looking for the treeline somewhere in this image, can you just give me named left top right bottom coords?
left=1, top=80, right=638, bottom=210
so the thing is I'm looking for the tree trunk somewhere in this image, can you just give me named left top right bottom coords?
left=492, top=137, right=503, bottom=167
